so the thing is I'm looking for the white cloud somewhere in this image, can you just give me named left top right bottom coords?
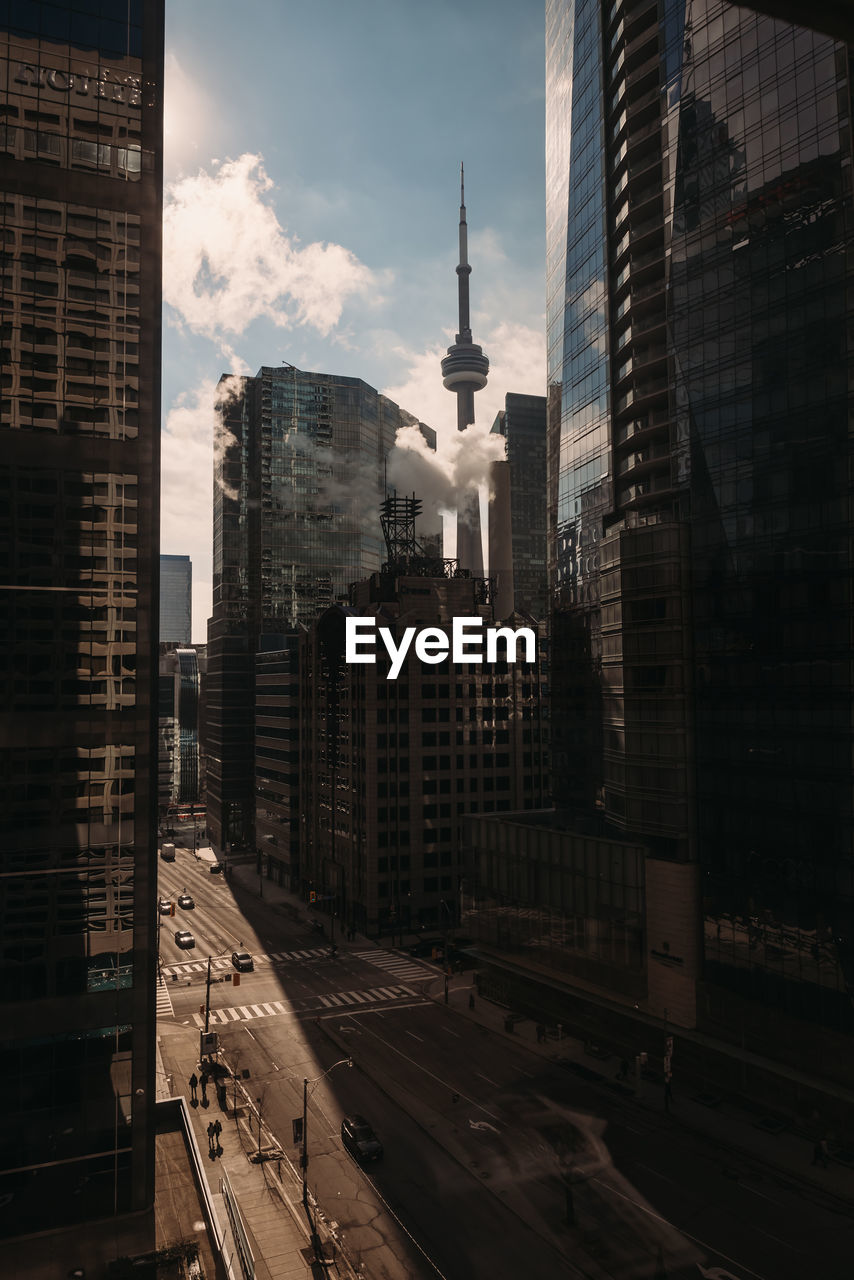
left=160, top=378, right=218, bottom=642
left=163, top=153, right=378, bottom=344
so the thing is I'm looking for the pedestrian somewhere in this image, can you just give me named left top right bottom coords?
left=617, top=1059, right=629, bottom=1082
left=469, top=992, right=475, bottom=1011
left=213, top=1118, right=222, bottom=1153
left=812, top=1139, right=829, bottom=1168
left=207, top=1121, right=215, bottom=1153
left=665, top=1079, right=674, bottom=1106
left=200, top=1069, right=209, bottom=1104
left=189, top=1072, right=198, bottom=1102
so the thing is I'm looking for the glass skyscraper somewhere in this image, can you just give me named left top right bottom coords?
left=207, top=364, right=421, bottom=853
left=0, top=0, right=163, bottom=1239
left=490, top=392, right=548, bottom=618
left=547, top=0, right=854, bottom=1070
left=159, top=552, right=191, bottom=644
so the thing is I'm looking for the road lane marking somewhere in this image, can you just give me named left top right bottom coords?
left=339, top=1016, right=501, bottom=1122
left=740, top=1184, right=784, bottom=1208
left=591, top=1176, right=770, bottom=1280
left=476, top=1072, right=498, bottom=1087
left=406, top=1032, right=424, bottom=1042
left=634, top=1161, right=676, bottom=1186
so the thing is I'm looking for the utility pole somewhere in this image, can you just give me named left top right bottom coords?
left=301, top=1058, right=353, bottom=1255
left=301, top=1076, right=309, bottom=1210
left=204, top=955, right=212, bottom=1035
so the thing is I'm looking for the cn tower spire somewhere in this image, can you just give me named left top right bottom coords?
left=457, top=162, right=471, bottom=340
left=441, top=163, right=489, bottom=433
left=440, top=165, right=490, bottom=573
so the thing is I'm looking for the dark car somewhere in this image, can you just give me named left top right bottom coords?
left=408, top=937, right=444, bottom=959
left=174, top=930, right=195, bottom=949
left=341, top=1115, right=383, bottom=1163
left=209, top=862, right=224, bottom=874
left=231, top=951, right=254, bottom=972
left=158, top=897, right=172, bottom=914
left=177, top=892, right=195, bottom=910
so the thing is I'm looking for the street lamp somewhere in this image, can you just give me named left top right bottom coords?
left=301, top=1057, right=353, bottom=1255
left=202, top=949, right=242, bottom=1038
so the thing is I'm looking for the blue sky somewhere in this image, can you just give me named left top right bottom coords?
left=160, top=0, right=547, bottom=640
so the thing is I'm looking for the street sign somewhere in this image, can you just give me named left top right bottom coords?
left=200, top=1030, right=218, bottom=1057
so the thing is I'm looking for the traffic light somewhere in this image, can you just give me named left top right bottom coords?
left=309, top=890, right=316, bottom=903
left=292, top=1117, right=303, bottom=1144
left=199, top=1004, right=205, bottom=1016
left=170, top=902, right=175, bottom=915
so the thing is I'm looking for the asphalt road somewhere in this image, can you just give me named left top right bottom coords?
left=157, top=846, right=854, bottom=1280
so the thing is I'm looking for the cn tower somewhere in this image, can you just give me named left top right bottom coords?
left=441, top=163, right=489, bottom=573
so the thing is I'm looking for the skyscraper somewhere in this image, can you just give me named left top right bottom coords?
left=0, top=0, right=163, bottom=1241
left=207, top=364, right=421, bottom=853
left=159, top=552, right=192, bottom=644
left=546, top=0, right=854, bottom=1080
left=158, top=644, right=202, bottom=816
left=489, top=392, right=548, bottom=618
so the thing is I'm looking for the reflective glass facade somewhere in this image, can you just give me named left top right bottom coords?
left=547, top=0, right=854, bottom=1050
left=490, top=392, right=548, bottom=619
left=0, top=0, right=162, bottom=1237
left=159, top=552, right=191, bottom=644
left=207, top=366, right=414, bottom=852
left=668, top=6, right=854, bottom=1034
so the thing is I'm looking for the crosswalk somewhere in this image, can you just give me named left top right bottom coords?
left=156, top=972, right=174, bottom=1018
left=191, top=983, right=418, bottom=1028
left=352, top=949, right=435, bottom=983
left=161, top=946, right=330, bottom=978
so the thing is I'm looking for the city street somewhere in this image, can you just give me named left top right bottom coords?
left=157, top=844, right=854, bottom=1280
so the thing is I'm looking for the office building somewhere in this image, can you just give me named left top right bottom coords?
left=528, top=0, right=854, bottom=1091
left=292, top=497, right=549, bottom=935
left=489, top=392, right=548, bottom=619
left=0, top=0, right=163, bottom=1243
left=159, top=552, right=191, bottom=644
left=469, top=0, right=854, bottom=1104
left=158, top=643, right=204, bottom=817
left=207, top=364, right=423, bottom=853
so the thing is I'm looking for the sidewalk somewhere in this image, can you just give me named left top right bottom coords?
left=428, top=972, right=854, bottom=1207
left=157, top=1025, right=356, bottom=1280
